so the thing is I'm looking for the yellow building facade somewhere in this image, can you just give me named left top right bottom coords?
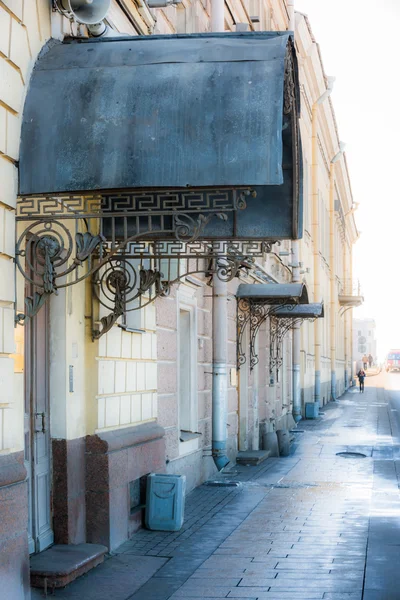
left=0, top=1, right=359, bottom=597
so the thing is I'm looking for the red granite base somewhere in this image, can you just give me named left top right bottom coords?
left=0, top=452, right=30, bottom=600
left=86, top=422, right=165, bottom=550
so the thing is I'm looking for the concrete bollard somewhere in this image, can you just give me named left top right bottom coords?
left=262, top=431, right=279, bottom=457
left=276, top=429, right=290, bottom=457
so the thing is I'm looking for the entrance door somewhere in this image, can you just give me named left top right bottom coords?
left=24, top=276, right=53, bottom=553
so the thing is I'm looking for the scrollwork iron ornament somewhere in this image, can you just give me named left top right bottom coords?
left=236, top=298, right=297, bottom=370
left=15, top=189, right=278, bottom=335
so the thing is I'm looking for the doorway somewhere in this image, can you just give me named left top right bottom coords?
left=24, top=275, right=53, bottom=554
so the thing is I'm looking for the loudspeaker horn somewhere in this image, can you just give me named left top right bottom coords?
left=58, top=0, right=111, bottom=25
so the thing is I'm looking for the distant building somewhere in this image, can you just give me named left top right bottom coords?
left=353, top=319, right=377, bottom=363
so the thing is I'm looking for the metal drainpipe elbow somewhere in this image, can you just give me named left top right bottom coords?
left=212, top=449, right=230, bottom=471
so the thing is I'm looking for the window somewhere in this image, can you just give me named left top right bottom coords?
left=178, top=297, right=198, bottom=451
left=179, top=309, right=192, bottom=433
left=358, top=330, right=361, bottom=336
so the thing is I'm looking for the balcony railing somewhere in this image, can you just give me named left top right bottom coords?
left=338, top=279, right=363, bottom=310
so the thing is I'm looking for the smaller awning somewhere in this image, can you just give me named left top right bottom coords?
left=236, top=283, right=309, bottom=304
left=274, top=302, right=324, bottom=319
left=338, top=294, right=363, bottom=308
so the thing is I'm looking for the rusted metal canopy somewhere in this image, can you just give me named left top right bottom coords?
left=19, top=32, right=302, bottom=240
left=236, top=283, right=308, bottom=304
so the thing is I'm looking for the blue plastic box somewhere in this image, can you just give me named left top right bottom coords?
left=305, top=402, right=319, bottom=419
left=145, top=473, right=186, bottom=531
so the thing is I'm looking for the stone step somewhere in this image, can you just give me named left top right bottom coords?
left=30, top=543, right=108, bottom=590
left=236, top=450, right=271, bottom=466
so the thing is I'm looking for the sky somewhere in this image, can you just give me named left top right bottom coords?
left=295, top=0, right=400, bottom=360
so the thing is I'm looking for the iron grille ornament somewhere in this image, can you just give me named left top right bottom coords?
left=237, top=299, right=297, bottom=370
left=237, top=301, right=318, bottom=373
left=15, top=189, right=278, bottom=339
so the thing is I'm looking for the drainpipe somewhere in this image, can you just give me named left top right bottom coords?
left=312, top=76, right=335, bottom=407
left=329, top=143, right=345, bottom=401
left=291, top=241, right=302, bottom=422
left=287, top=0, right=302, bottom=424
left=212, top=266, right=229, bottom=470
left=211, top=0, right=225, bottom=32
left=287, top=0, right=295, bottom=30
left=343, top=235, right=348, bottom=388
left=211, top=0, right=229, bottom=470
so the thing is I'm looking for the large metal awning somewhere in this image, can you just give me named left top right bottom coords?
left=19, top=31, right=302, bottom=241
left=16, top=31, right=303, bottom=335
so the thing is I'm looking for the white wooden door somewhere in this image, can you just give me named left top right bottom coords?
left=25, top=255, right=53, bottom=554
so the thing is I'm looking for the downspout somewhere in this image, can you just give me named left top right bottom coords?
left=343, top=233, right=348, bottom=388
left=211, top=0, right=229, bottom=470
left=288, top=0, right=302, bottom=424
left=329, top=143, right=345, bottom=401
left=211, top=0, right=225, bottom=32
left=312, top=76, right=335, bottom=407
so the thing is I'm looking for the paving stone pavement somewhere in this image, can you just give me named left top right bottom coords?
left=32, top=374, right=400, bottom=600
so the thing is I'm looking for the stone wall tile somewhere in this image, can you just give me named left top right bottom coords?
left=197, top=390, right=211, bottom=421
left=141, top=393, right=153, bottom=420
left=156, top=298, right=177, bottom=329
left=121, top=331, right=131, bottom=358
left=151, top=332, right=157, bottom=359
left=6, top=109, right=20, bottom=161
left=164, top=427, right=179, bottom=460
left=131, top=394, right=142, bottom=423
left=0, top=159, right=17, bottom=212
left=106, top=326, right=121, bottom=358
left=0, top=106, right=6, bottom=153
left=126, top=362, right=137, bottom=392
left=3, top=207, right=15, bottom=257
left=10, top=19, right=30, bottom=76
left=145, top=304, right=156, bottom=331
left=98, top=398, right=105, bottom=429
left=131, top=333, right=142, bottom=359
left=136, top=362, right=145, bottom=391
left=0, top=9, right=10, bottom=58
left=145, top=361, right=157, bottom=390
left=141, top=332, right=152, bottom=359
left=157, top=394, right=176, bottom=428
left=0, top=58, right=22, bottom=114
left=2, top=0, right=22, bottom=20
left=23, top=0, right=43, bottom=56
left=120, top=395, right=131, bottom=425
left=0, top=357, right=14, bottom=404
left=152, top=392, right=157, bottom=418
left=105, top=396, right=120, bottom=427
left=157, top=329, right=177, bottom=361
left=98, top=360, right=115, bottom=395
left=158, top=363, right=176, bottom=394
left=114, top=361, right=126, bottom=393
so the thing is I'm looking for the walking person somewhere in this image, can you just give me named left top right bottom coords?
left=357, top=368, right=366, bottom=393
left=362, top=355, right=368, bottom=370
left=368, top=353, right=373, bottom=368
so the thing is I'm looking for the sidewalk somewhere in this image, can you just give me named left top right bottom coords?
left=32, top=375, right=400, bottom=600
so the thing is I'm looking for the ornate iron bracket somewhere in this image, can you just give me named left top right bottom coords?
left=269, top=315, right=318, bottom=382
left=16, top=189, right=280, bottom=338
left=237, top=299, right=294, bottom=370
